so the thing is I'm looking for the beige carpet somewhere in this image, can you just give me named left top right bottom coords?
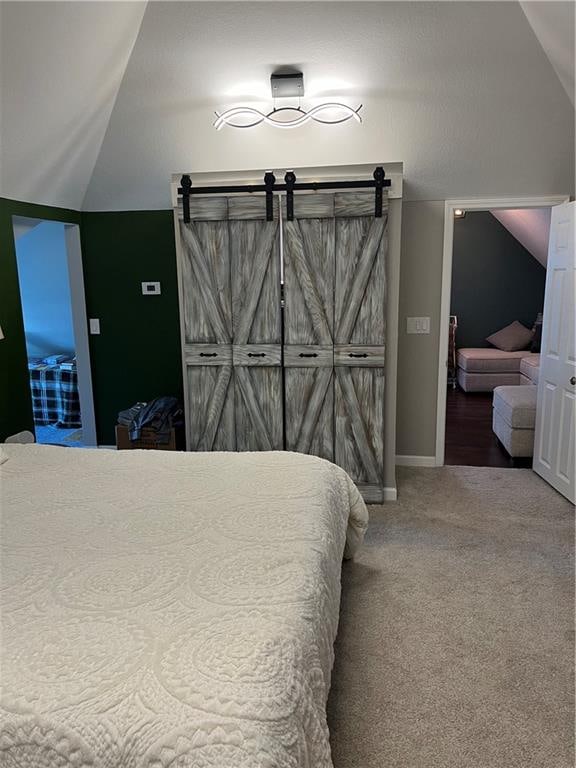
left=328, top=466, right=574, bottom=768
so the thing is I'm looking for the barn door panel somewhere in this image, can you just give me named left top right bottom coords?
left=335, top=215, right=386, bottom=347
left=283, top=195, right=335, bottom=461
left=334, top=192, right=387, bottom=500
left=284, top=365, right=334, bottom=460
left=185, top=351, right=235, bottom=451
left=179, top=217, right=232, bottom=345
left=179, top=199, right=235, bottom=450
left=230, top=196, right=283, bottom=451
left=335, top=367, right=385, bottom=500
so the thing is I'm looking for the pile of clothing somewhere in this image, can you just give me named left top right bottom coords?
left=117, top=396, right=183, bottom=445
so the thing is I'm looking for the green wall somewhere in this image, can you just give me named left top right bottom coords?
left=81, top=211, right=183, bottom=445
left=451, top=211, right=546, bottom=348
left=1, top=202, right=183, bottom=446
left=0, top=198, right=80, bottom=442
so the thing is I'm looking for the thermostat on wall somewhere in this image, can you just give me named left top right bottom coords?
left=142, top=281, right=161, bottom=295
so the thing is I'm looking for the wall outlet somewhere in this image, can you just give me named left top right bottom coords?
left=407, top=316, right=430, bottom=334
left=142, top=281, right=161, bottom=295
left=89, top=318, right=100, bottom=335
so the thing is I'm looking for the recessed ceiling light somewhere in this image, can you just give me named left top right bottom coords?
left=454, top=209, right=466, bottom=218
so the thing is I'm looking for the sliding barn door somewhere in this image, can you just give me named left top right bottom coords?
left=230, top=197, right=283, bottom=451
left=178, top=198, right=235, bottom=450
left=177, top=184, right=387, bottom=492
left=178, top=195, right=282, bottom=452
left=283, top=195, right=335, bottom=461
left=334, top=193, right=387, bottom=501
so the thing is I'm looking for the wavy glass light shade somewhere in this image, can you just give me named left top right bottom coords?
left=213, top=103, right=363, bottom=130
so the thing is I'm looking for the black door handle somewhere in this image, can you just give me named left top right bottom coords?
left=299, top=353, right=318, bottom=358
left=199, top=352, right=218, bottom=357
left=349, top=353, right=368, bottom=358
left=248, top=352, right=266, bottom=357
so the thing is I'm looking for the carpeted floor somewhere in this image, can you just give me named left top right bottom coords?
left=328, top=466, right=574, bottom=768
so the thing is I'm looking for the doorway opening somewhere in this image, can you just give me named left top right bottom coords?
left=436, top=196, right=568, bottom=468
left=13, top=217, right=96, bottom=447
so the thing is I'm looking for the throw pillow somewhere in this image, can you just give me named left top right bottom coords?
left=486, top=321, right=534, bottom=352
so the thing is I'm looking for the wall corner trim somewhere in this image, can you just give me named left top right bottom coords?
left=395, top=454, right=437, bottom=467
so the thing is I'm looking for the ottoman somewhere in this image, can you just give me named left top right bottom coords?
left=492, top=385, right=537, bottom=458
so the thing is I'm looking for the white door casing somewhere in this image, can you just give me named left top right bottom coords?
left=533, top=202, right=575, bottom=503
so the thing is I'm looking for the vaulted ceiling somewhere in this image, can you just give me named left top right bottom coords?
left=491, top=208, right=552, bottom=267
left=520, top=1, right=575, bottom=105
left=0, top=1, right=146, bottom=210
left=0, top=1, right=573, bottom=211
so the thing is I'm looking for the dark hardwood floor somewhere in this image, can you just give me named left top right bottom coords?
left=444, top=387, right=531, bottom=468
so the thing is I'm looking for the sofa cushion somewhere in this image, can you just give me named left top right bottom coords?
left=457, top=348, right=528, bottom=373
left=457, top=369, right=522, bottom=392
left=486, top=321, right=534, bottom=352
left=493, top=385, right=537, bottom=429
left=519, top=354, right=540, bottom=385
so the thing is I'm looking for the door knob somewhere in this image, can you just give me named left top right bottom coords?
left=571, top=376, right=576, bottom=386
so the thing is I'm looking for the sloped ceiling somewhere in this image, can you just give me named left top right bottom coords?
left=1, top=2, right=573, bottom=212
left=12, top=218, right=42, bottom=241
left=491, top=208, right=552, bottom=267
left=0, top=1, right=146, bottom=210
left=520, top=1, right=575, bottom=105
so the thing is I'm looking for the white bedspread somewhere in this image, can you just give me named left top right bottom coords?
left=0, top=445, right=367, bottom=767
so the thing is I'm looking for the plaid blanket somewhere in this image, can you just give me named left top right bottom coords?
left=29, top=362, right=81, bottom=428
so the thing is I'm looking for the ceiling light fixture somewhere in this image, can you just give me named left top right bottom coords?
left=214, top=71, right=363, bottom=130
left=454, top=209, right=466, bottom=218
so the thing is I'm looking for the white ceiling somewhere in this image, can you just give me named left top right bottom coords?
left=0, top=2, right=573, bottom=211
left=0, top=1, right=146, bottom=210
left=491, top=208, right=552, bottom=267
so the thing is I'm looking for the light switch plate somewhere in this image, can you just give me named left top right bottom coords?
left=407, top=316, right=430, bottom=334
left=89, top=318, right=100, bottom=335
left=142, top=281, right=161, bottom=295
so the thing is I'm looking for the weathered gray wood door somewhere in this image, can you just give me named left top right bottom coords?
left=179, top=197, right=235, bottom=451
left=179, top=195, right=282, bottom=452
left=334, top=192, right=387, bottom=502
left=230, top=197, right=283, bottom=451
left=177, top=186, right=387, bottom=499
left=283, top=195, right=335, bottom=461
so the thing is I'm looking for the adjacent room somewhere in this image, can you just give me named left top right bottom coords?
left=13, top=219, right=85, bottom=447
left=0, top=3, right=574, bottom=768
left=445, top=207, right=550, bottom=467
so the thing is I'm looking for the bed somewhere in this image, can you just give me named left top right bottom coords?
left=0, top=444, right=368, bottom=767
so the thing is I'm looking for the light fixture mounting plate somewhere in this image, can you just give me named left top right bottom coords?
left=271, top=72, right=304, bottom=98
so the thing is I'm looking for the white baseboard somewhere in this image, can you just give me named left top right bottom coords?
left=395, top=455, right=437, bottom=467
left=383, top=487, right=397, bottom=501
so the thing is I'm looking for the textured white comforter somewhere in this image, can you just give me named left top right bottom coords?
left=0, top=445, right=367, bottom=767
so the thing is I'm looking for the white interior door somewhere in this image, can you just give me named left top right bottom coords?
left=533, top=202, right=575, bottom=503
